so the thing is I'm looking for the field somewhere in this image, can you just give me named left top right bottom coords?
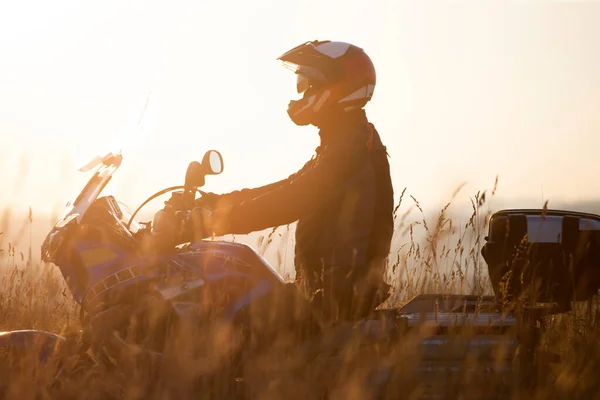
left=1, top=179, right=600, bottom=399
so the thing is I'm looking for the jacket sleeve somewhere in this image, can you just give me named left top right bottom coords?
left=211, top=140, right=368, bottom=235
left=196, top=158, right=314, bottom=211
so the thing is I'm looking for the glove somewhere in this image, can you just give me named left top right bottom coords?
left=142, top=210, right=185, bottom=253
left=191, top=207, right=215, bottom=240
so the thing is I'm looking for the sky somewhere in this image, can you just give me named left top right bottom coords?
left=1, top=0, right=600, bottom=220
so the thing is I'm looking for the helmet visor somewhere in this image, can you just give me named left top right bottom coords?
left=282, top=63, right=328, bottom=94
left=296, top=74, right=311, bottom=94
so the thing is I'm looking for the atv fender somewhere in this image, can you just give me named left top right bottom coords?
left=0, top=330, right=66, bottom=364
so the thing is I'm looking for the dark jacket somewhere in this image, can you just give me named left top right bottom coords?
left=205, top=108, right=394, bottom=289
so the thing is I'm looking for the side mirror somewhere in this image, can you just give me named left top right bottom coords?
left=183, top=150, right=224, bottom=202
left=201, top=150, right=224, bottom=175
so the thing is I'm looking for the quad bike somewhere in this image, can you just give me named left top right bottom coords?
left=1, top=142, right=595, bottom=398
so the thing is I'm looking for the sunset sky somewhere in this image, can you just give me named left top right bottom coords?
left=1, top=0, right=600, bottom=219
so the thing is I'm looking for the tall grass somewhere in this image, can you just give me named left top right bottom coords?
left=1, top=177, right=599, bottom=399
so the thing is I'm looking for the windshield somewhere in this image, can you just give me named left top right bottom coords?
left=53, top=95, right=152, bottom=230
left=53, top=154, right=123, bottom=228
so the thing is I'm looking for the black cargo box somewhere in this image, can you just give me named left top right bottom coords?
left=481, top=209, right=600, bottom=311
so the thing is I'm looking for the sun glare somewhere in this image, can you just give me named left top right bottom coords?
left=1, top=1, right=599, bottom=216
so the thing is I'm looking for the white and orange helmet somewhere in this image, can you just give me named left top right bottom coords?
left=277, top=40, right=377, bottom=126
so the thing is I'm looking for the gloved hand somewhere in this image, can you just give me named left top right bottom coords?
left=191, top=207, right=215, bottom=240
left=148, top=209, right=192, bottom=252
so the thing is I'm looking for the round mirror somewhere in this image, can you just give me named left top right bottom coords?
left=207, top=150, right=224, bottom=174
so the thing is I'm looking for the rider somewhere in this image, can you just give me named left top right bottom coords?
left=191, top=40, right=395, bottom=321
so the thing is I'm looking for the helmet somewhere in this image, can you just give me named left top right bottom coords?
left=277, top=40, right=376, bottom=126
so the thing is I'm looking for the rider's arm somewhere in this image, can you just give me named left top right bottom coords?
left=194, top=160, right=314, bottom=210
left=208, top=139, right=368, bottom=236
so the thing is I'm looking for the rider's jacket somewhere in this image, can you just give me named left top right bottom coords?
left=199, top=108, right=395, bottom=289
